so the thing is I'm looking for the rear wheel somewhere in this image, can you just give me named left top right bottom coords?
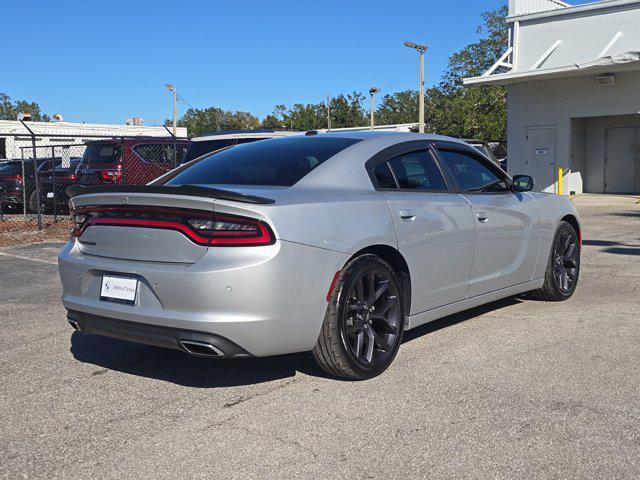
left=530, top=220, right=580, bottom=301
left=28, top=191, right=49, bottom=214
left=312, top=254, right=405, bottom=380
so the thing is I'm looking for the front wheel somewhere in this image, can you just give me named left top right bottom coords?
left=312, top=254, right=405, bottom=380
left=530, top=220, right=580, bottom=301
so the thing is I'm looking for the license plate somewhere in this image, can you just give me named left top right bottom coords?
left=46, top=192, right=54, bottom=198
left=100, top=274, right=138, bottom=304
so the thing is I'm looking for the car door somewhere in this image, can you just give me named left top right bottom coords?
left=435, top=143, right=539, bottom=298
left=369, top=142, right=475, bottom=315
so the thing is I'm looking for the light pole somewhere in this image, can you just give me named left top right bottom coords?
left=165, top=83, right=177, bottom=136
left=369, top=87, right=380, bottom=130
left=404, top=41, right=428, bottom=133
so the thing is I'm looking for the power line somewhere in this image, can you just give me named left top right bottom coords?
left=176, top=92, right=194, bottom=110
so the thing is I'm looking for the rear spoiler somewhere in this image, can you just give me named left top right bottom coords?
left=66, top=184, right=275, bottom=205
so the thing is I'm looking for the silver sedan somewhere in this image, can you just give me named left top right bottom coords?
left=58, top=132, right=581, bottom=380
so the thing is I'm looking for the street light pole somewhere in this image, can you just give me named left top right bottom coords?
left=404, top=41, right=428, bottom=133
left=165, top=83, right=177, bottom=136
left=326, top=93, right=331, bottom=131
left=369, top=87, right=380, bottom=130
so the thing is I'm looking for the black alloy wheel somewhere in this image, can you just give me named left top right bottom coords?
left=342, top=268, right=402, bottom=368
left=312, top=254, right=405, bottom=380
left=553, top=228, right=579, bottom=294
left=530, top=220, right=580, bottom=301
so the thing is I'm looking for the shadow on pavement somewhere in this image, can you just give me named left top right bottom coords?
left=70, top=332, right=328, bottom=387
left=583, top=238, right=640, bottom=256
left=71, top=296, right=524, bottom=386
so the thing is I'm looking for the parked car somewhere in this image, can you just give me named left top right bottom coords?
left=0, top=158, right=62, bottom=212
left=32, top=158, right=81, bottom=212
left=60, top=132, right=581, bottom=380
left=75, top=138, right=190, bottom=186
left=464, top=139, right=504, bottom=169
left=183, top=130, right=301, bottom=164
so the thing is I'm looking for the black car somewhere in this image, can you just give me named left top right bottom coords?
left=0, top=158, right=63, bottom=212
left=33, top=158, right=81, bottom=212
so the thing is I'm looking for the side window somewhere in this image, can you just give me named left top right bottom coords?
left=438, top=149, right=509, bottom=193
left=387, top=150, right=448, bottom=191
left=373, top=162, right=397, bottom=188
left=133, top=144, right=180, bottom=164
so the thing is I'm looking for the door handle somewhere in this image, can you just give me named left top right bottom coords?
left=399, top=209, right=416, bottom=222
left=476, top=212, right=489, bottom=223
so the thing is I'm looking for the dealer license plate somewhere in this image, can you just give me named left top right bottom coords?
left=100, top=274, right=138, bottom=304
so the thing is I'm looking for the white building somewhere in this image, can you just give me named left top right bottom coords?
left=0, top=120, right=187, bottom=159
left=464, top=0, right=640, bottom=194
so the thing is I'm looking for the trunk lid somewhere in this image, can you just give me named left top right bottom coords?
left=70, top=191, right=216, bottom=263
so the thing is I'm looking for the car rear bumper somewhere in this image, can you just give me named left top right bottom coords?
left=66, top=310, right=251, bottom=357
left=58, top=238, right=348, bottom=357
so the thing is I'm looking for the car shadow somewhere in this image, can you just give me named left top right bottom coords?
left=70, top=296, right=523, bottom=387
left=402, top=296, right=522, bottom=342
left=70, top=332, right=327, bottom=387
left=582, top=238, right=640, bottom=256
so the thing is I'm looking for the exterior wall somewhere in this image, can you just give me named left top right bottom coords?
left=0, top=120, right=188, bottom=159
left=513, top=3, right=640, bottom=73
left=507, top=69, right=640, bottom=193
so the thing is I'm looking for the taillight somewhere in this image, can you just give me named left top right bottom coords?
left=69, top=206, right=275, bottom=246
left=100, top=169, right=122, bottom=182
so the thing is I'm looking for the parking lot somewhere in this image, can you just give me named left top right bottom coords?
left=0, top=195, right=638, bottom=479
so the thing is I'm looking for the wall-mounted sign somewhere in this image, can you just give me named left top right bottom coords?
left=535, top=146, right=549, bottom=155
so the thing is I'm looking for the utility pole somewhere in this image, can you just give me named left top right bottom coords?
left=165, top=84, right=177, bottom=136
left=404, top=41, right=428, bottom=133
left=326, top=93, right=331, bottom=131
left=369, top=87, right=380, bottom=130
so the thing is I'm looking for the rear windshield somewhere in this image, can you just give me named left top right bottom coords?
left=55, top=159, right=81, bottom=172
left=0, top=162, right=21, bottom=174
left=81, top=143, right=122, bottom=164
left=167, top=136, right=360, bottom=187
left=183, top=137, right=268, bottom=164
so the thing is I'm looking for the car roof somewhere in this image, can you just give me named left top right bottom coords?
left=191, top=130, right=302, bottom=142
left=305, top=130, right=470, bottom=145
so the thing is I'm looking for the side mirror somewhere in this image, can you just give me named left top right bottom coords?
left=513, top=175, right=534, bottom=192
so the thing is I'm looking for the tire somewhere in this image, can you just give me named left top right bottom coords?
left=530, top=220, right=580, bottom=301
left=312, top=254, right=405, bottom=380
left=28, top=191, right=50, bottom=214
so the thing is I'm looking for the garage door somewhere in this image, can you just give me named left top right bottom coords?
left=605, top=127, right=640, bottom=194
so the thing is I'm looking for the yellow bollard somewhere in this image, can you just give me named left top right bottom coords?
left=558, top=166, right=563, bottom=195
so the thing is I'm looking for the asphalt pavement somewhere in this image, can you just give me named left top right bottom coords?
left=0, top=195, right=638, bottom=479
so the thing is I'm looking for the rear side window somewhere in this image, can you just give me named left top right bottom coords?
left=133, top=144, right=187, bottom=164
left=167, top=137, right=360, bottom=187
left=373, top=163, right=397, bottom=188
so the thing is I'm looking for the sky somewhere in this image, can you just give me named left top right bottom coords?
left=2, top=0, right=588, bottom=125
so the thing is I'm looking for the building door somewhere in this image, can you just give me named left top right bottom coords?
left=605, top=127, right=638, bottom=194
left=526, top=126, right=556, bottom=192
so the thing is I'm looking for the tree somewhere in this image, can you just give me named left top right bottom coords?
left=428, top=5, right=509, bottom=141
left=170, top=107, right=261, bottom=137
left=329, top=92, right=367, bottom=129
left=375, top=90, right=419, bottom=126
left=0, top=92, right=50, bottom=122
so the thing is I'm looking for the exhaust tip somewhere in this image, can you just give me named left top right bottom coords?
left=68, top=319, right=81, bottom=331
left=179, top=340, right=224, bottom=357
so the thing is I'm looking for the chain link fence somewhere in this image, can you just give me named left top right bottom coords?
left=0, top=131, right=189, bottom=231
